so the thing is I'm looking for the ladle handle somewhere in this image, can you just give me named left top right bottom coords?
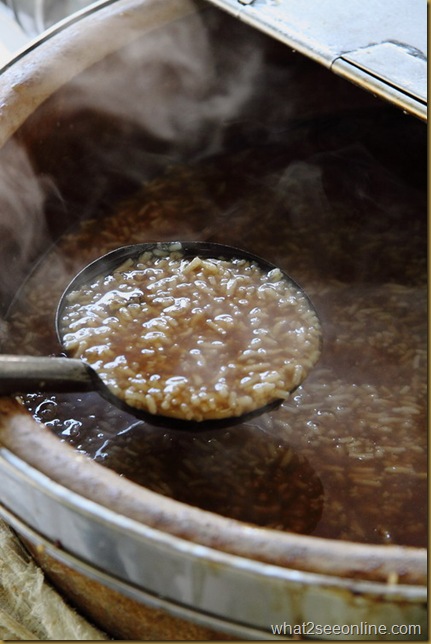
left=0, top=355, right=94, bottom=394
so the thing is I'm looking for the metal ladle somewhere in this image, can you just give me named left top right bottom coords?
left=0, top=241, right=320, bottom=430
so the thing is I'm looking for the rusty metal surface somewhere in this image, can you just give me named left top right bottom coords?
left=205, top=0, right=427, bottom=120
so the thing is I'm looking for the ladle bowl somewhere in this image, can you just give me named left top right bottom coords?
left=0, top=241, right=321, bottom=430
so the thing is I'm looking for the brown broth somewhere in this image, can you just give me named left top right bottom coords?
left=5, top=140, right=427, bottom=547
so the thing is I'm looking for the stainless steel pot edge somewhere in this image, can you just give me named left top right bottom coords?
left=0, top=447, right=426, bottom=638
left=0, top=504, right=283, bottom=641
left=0, top=0, right=119, bottom=72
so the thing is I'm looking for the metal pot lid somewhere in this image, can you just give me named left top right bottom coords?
left=206, top=0, right=427, bottom=121
left=1, top=0, right=426, bottom=119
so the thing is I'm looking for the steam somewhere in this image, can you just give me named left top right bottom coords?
left=0, top=139, right=54, bottom=309
left=0, top=9, right=281, bottom=312
left=60, top=10, right=268, bottom=158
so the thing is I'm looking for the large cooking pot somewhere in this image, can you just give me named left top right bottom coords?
left=0, top=0, right=426, bottom=639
